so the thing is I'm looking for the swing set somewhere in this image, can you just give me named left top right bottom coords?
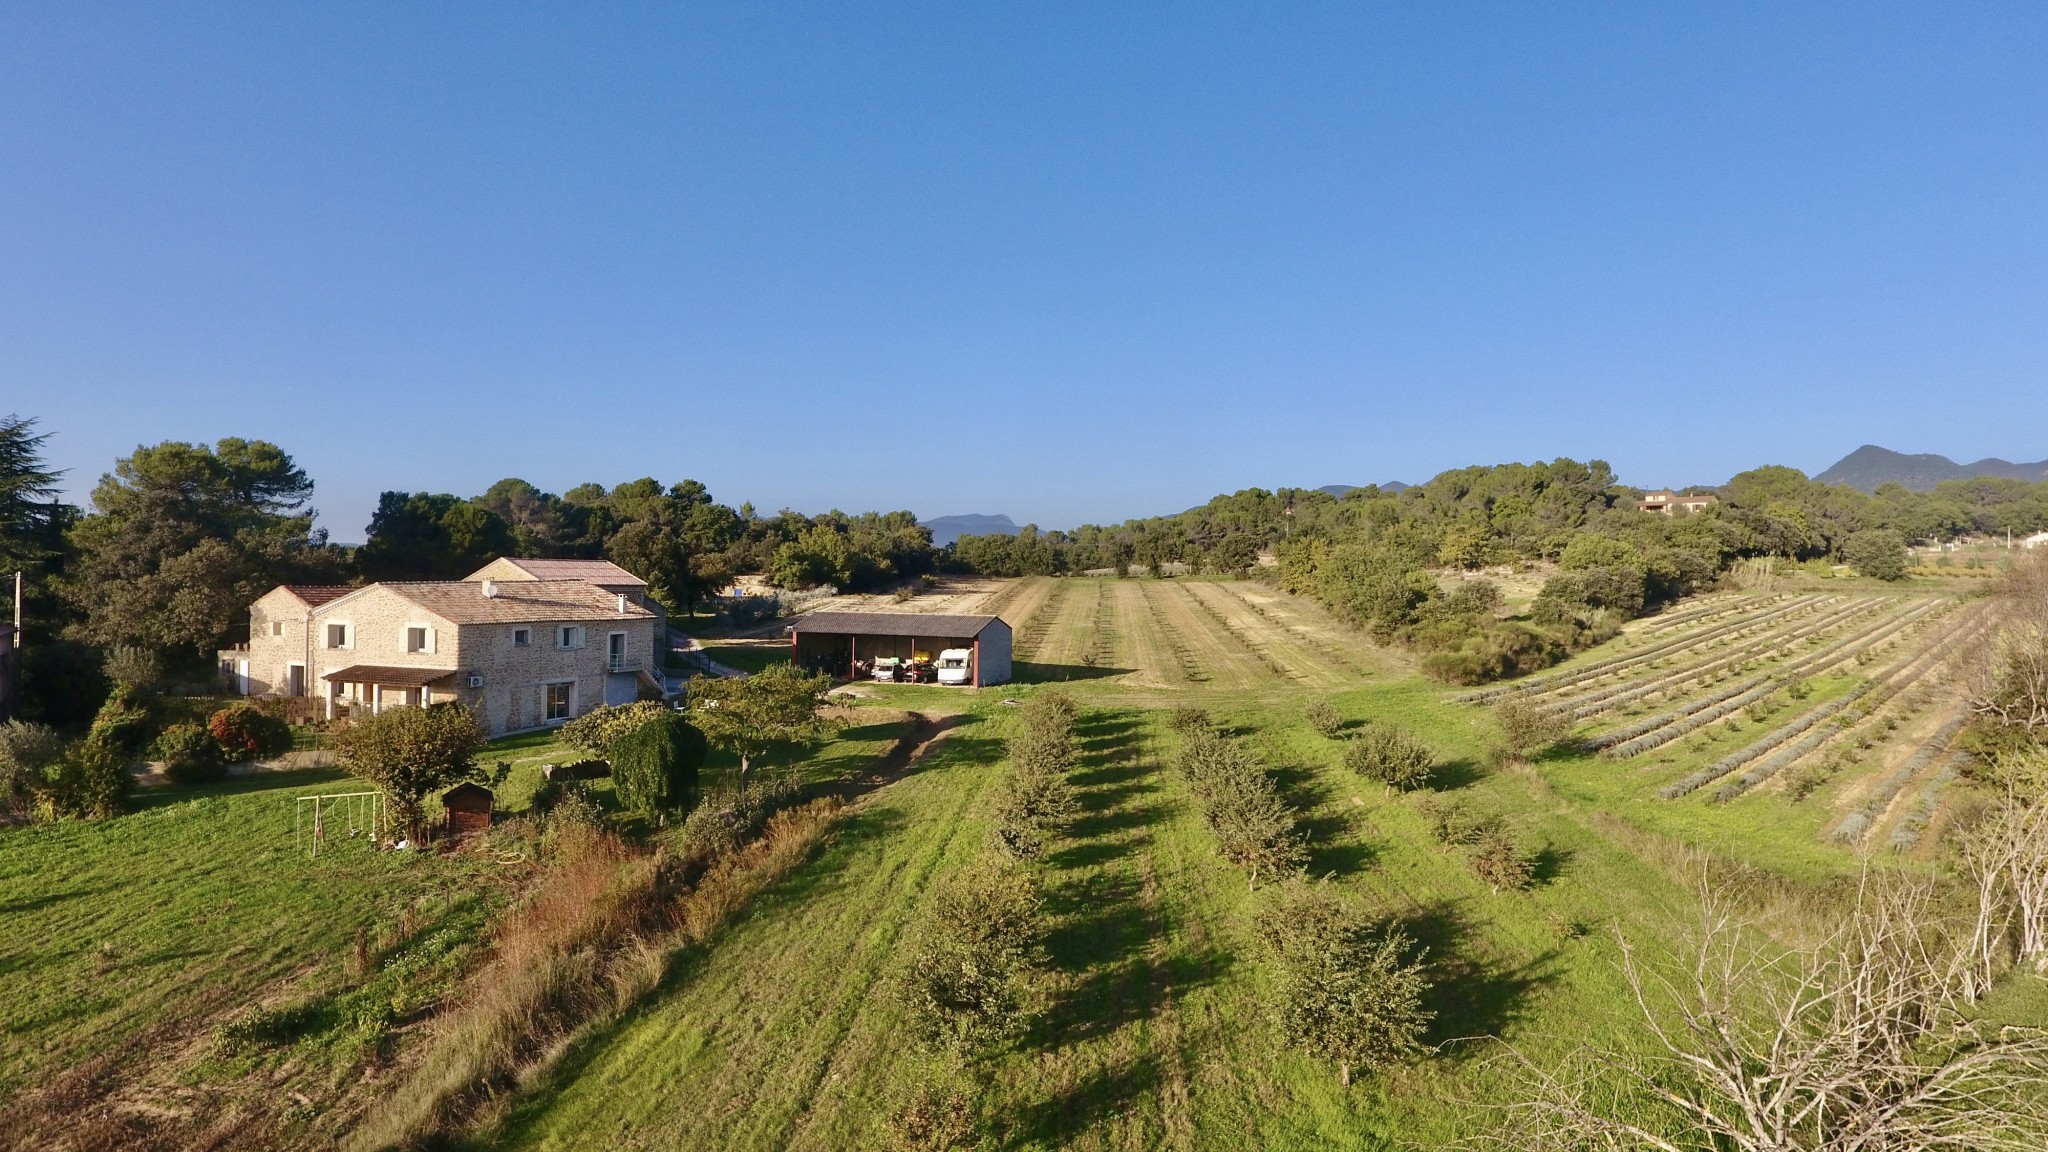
left=294, top=791, right=388, bottom=858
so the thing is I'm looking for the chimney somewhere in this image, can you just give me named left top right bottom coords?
left=482, top=580, right=498, bottom=598
left=616, top=593, right=627, bottom=614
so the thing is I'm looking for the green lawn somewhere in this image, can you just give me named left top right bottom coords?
left=0, top=768, right=491, bottom=1098
left=478, top=675, right=1791, bottom=1150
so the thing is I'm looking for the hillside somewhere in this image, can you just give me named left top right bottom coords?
left=1816, top=444, right=2048, bottom=491
left=922, top=513, right=1020, bottom=547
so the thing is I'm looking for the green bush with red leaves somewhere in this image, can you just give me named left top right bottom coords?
left=207, top=703, right=293, bottom=763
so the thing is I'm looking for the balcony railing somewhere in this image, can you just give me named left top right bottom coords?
left=606, top=656, right=643, bottom=673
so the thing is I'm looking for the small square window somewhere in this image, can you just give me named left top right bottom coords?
left=406, top=626, right=428, bottom=653
left=513, top=628, right=530, bottom=647
left=558, top=626, right=584, bottom=649
left=270, top=621, right=283, bottom=637
left=325, top=623, right=348, bottom=649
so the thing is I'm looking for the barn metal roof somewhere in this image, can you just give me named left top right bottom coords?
left=792, top=611, right=1007, bottom=638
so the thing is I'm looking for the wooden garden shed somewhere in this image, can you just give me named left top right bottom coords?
left=441, top=782, right=494, bottom=839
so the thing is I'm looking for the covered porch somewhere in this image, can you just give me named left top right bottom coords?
left=322, top=664, right=458, bottom=720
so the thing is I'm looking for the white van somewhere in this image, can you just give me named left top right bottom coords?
left=935, top=649, right=973, bottom=686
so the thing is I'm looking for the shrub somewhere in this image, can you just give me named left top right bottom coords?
left=56, top=734, right=133, bottom=819
left=1842, top=529, right=1908, bottom=581
left=102, top=645, right=161, bottom=692
left=559, top=701, right=674, bottom=758
left=207, top=702, right=292, bottom=763
left=1492, top=697, right=1570, bottom=762
left=1469, top=829, right=1534, bottom=892
left=1254, top=878, right=1432, bottom=1086
left=1416, top=796, right=1495, bottom=845
left=608, top=712, right=707, bottom=822
left=1304, top=700, right=1344, bottom=739
left=993, top=692, right=1081, bottom=860
left=1173, top=729, right=1307, bottom=889
left=883, top=1072, right=976, bottom=1152
left=900, top=858, right=1044, bottom=1052
left=86, top=690, right=155, bottom=761
left=154, top=722, right=227, bottom=784
left=334, top=703, right=487, bottom=838
left=1167, top=706, right=1211, bottom=735
left=1343, top=725, right=1435, bottom=792
left=674, top=771, right=805, bottom=864
left=0, top=720, right=65, bottom=821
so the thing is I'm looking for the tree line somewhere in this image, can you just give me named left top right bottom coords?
left=950, top=459, right=2048, bottom=684
left=0, top=414, right=937, bottom=725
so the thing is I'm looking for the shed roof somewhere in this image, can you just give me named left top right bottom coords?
left=321, top=664, right=459, bottom=687
left=793, top=611, right=1007, bottom=639
left=442, top=782, right=494, bottom=805
left=470, top=557, right=648, bottom=587
left=324, top=580, right=657, bottom=625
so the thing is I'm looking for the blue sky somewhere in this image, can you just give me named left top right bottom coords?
left=5, top=3, right=2047, bottom=537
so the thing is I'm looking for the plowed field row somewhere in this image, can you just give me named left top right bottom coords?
left=1209, top=582, right=1378, bottom=679
left=1537, top=597, right=1884, bottom=720
left=1460, top=594, right=1840, bottom=702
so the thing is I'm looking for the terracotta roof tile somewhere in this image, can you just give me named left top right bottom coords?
left=374, top=580, right=657, bottom=625
left=491, top=558, right=647, bottom=586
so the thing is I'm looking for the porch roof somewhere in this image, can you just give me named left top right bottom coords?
left=321, top=664, right=458, bottom=688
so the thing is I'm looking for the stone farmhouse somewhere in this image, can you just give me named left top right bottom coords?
left=1636, top=489, right=1719, bottom=515
left=222, top=560, right=664, bottom=736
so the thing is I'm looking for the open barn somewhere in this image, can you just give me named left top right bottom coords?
left=789, top=611, right=1012, bottom=686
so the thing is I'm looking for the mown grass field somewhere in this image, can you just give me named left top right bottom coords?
left=472, top=575, right=2035, bottom=1150
left=4, top=573, right=2037, bottom=1151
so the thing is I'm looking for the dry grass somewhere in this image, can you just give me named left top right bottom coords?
left=352, top=803, right=848, bottom=1151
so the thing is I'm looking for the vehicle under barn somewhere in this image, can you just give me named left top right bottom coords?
left=789, top=611, right=1013, bottom=687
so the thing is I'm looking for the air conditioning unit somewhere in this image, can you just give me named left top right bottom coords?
left=467, top=674, right=485, bottom=689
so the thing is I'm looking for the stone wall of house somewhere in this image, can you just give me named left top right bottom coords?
left=245, top=587, right=320, bottom=697
left=306, top=586, right=462, bottom=711
left=453, top=615, right=659, bottom=735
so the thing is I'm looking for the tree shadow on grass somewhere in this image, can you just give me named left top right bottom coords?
left=1000, top=1054, right=1165, bottom=1151
left=1027, top=884, right=1233, bottom=1052
left=1529, top=845, right=1573, bottom=887
left=1015, top=662, right=1136, bottom=684
left=1397, top=900, right=1560, bottom=1054
left=1426, top=757, right=1487, bottom=792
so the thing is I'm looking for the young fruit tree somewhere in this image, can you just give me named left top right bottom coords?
left=992, top=697, right=1080, bottom=861
left=1343, top=725, right=1436, bottom=793
left=334, top=702, right=487, bottom=838
left=1304, top=699, right=1344, bottom=739
left=687, top=664, right=837, bottom=792
left=1485, top=879, right=2048, bottom=1152
left=1255, top=878, right=1433, bottom=1087
left=900, top=858, right=1045, bottom=1054
left=1492, top=697, right=1571, bottom=764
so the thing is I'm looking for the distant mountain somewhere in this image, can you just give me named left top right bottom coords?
left=922, top=513, right=1020, bottom=547
left=1316, top=481, right=1408, bottom=497
left=1815, top=445, right=2048, bottom=492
